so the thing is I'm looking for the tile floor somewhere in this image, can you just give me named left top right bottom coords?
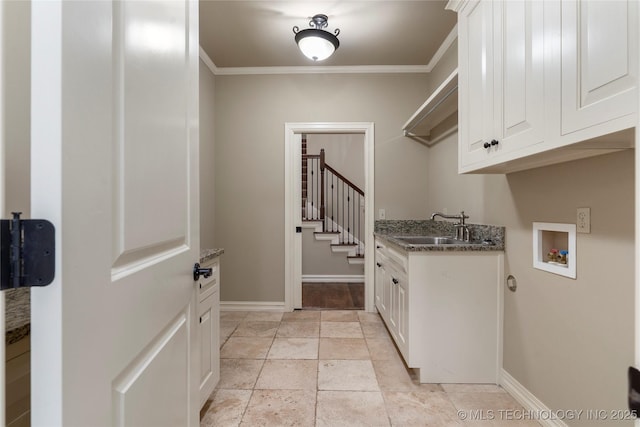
left=202, top=310, right=539, bottom=427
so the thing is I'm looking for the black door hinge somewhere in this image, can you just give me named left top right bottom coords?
left=1, top=212, right=55, bottom=290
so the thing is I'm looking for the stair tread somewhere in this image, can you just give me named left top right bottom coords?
left=331, top=243, right=358, bottom=247
left=315, top=231, right=340, bottom=235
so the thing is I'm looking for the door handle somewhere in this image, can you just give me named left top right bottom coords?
left=193, top=263, right=212, bottom=281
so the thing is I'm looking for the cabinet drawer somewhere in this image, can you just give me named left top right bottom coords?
left=198, top=261, right=219, bottom=301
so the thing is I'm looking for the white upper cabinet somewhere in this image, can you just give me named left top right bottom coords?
left=493, top=0, right=548, bottom=155
left=450, top=0, right=637, bottom=174
left=457, top=0, right=551, bottom=172
left=561, top=0, right=638, bottom=135
left=457, top=0, right=495, bottom=168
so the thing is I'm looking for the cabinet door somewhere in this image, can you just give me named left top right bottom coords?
left=396, top=279, right=409, bottom=356
left=198, top=288, right=219, bottom=408
left=375, top=258, right=386, bottom=316
left=561, top=0, right=638, bottom=135
left=388, top=275, right=399, bottom=334
left=458, top=0, right=495, bottom=169
left=493, top=0, right=547, bottom=155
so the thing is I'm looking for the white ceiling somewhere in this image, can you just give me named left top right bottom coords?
left=199, top=1, right=458, bottom=69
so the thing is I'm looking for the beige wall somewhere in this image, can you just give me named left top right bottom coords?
left=302, top=229, right=364, bottom=277
left=427, top=39, right=458, bottom=94
left=199, top=60, right=216, bottom=250
left=307, top=133, right=365, bottom=191
left=425, top=39, right=634, bottom=426
left=3, top=0, right=31, bottom=218
left=429, top=140, right=634, bottom=425
left=215, top=73, right=430, bottom=302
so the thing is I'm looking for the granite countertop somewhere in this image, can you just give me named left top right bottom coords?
left=200, top=248, right=224, bottom=264
left=4, top=249, right=224, bottom=345
left=374, top=220, right=505, bottom=252
left=5, top=288, right=30, bottom=345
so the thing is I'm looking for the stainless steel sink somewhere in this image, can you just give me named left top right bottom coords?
left=393, top=236, right=459, bottom=245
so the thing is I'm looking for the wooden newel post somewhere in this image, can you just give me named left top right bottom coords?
left=320, top=149, right=326, bottom=230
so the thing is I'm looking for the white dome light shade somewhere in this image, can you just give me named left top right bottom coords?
left=295, top=29, right=339, bottom=61
left=293, top=14, right=340, bottom=62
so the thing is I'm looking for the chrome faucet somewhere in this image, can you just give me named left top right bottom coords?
left=430, top=211, right=471, bottom=242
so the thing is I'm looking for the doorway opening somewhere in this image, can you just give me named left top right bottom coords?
left=301, top=133, right=365, bottom=309
left=284, top=123, right=375, bottom=312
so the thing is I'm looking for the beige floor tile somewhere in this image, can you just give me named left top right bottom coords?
left=372, top=358, right=420, bottom=391
left=383, top=390, right=463, bottom=426
left=200, top=389, right=251, bottom=427
left=243, top=312, right=283, bottom=322
left=316, top=391, right=390, bottom=427
left=318, top=359, right=379, bottom=391
left=282, top=311, right=321, bottom=321
left=366, top=337, right=403, bottom=361
left=217, top=359, right=264, bottom=389
left=220, top=337, right=273, bottom=359
left=447, top=391, right=523, bottom=412
left=321, top=310, right=360, bottom=322
left=276, top=321, right=320, bottom=338
left=361, top=321, right=391, bottom=339
left=255, top=359, right=318, bottom=390
left=220, top=321, right=239, bottom=344
left=267, top=338, right=319, bottom=359
left=205, top=310, right=531, bottom=427
left=320, top=321, right=363, bottom=338
left=232, top=321, right=279, bottom=338
left=319, top=338, right=370, bottom=360
left=441, top=384, right=505, bottom=393
left=358, top=311, right=383, bottom=323
left=240, top=389, right=315, bottom=427
left=220, top=311, right=249, bottom=321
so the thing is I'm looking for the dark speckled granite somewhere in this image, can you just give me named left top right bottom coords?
left=5, top=288, right=30, bottom=345
left=374, top=220, right=504, bottom=252
left=200, top=248, right=224, bottom=264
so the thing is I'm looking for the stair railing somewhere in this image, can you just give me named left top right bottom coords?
left=302, top=149, right=365, bottom=256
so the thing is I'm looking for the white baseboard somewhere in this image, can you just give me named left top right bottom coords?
left=302, top=275, right=365, bottom=283
left=501, top=369, right=568, bottom=427
left=220, top=301, right=286, bottom=312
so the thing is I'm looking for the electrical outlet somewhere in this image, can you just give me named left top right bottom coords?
left=577, top=207, right=590, bottom=233
left=378, top=208, right=386, bottom=220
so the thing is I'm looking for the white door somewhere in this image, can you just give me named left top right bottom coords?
left=30, top=1, right=200, bottom=426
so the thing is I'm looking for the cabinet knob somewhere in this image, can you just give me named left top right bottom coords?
left=483, top=142, right=491, bottom=149
left=376, top=262, right=382, bottom=267
left=392, top=278, right=399, bottom=284
left=491, top=139, right=499, bottom=146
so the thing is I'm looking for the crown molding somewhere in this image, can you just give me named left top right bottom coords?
left=212, top=64, right=430, bottom=76
left=445, top=0, right=466, bottom=12
left=425, top=24, right=458, bottom=72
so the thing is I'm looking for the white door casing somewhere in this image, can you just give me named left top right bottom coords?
left=284, top=123, right=375, bottom=311
left=30, top=1, right=200, bottom=426
left=0, top=1, right=6, bottom=424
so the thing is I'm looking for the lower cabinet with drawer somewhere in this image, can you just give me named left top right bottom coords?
left=375, top=238, right=503, bottom=384
left=198, top=257, right=220, bottom=408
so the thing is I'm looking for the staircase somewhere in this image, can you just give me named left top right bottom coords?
left=302, top=142, right=364, bottom=265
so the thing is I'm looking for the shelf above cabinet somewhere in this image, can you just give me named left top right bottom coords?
left=402, top=68, right=458, bottom=146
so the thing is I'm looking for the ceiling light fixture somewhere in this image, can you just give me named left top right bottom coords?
left=293, top=14, right=340, bottom=62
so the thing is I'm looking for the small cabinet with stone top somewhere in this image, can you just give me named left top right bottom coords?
left=198, top=252, right=222, bottom=408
